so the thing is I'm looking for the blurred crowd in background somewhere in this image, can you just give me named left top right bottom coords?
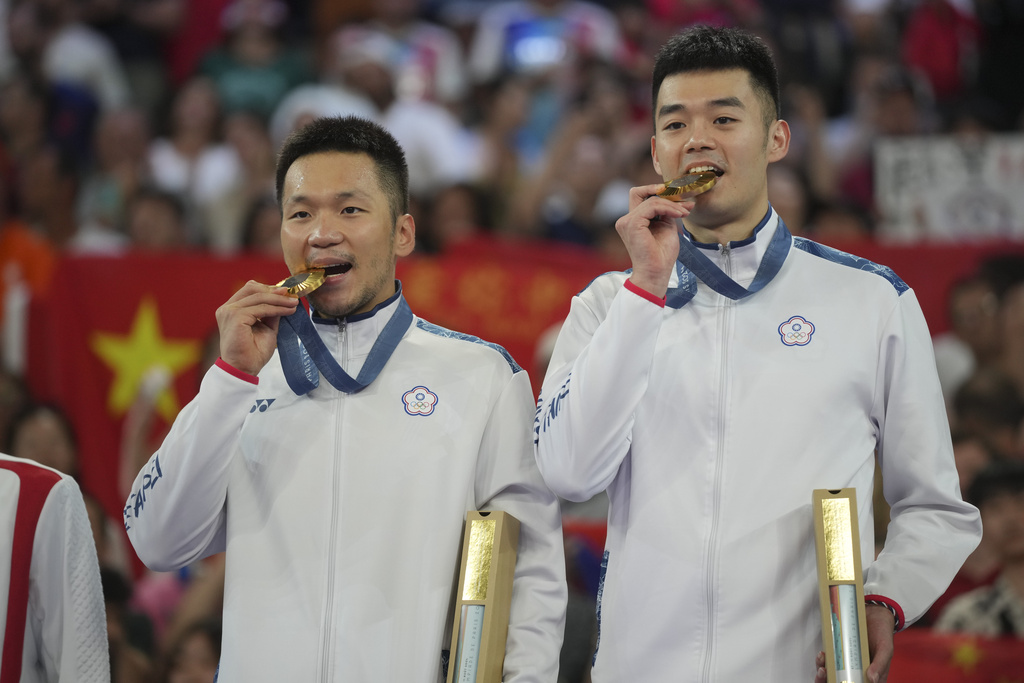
left=2, top=0, right=1024, bottom=681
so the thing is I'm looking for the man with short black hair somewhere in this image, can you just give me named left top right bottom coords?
left=534, top=25, right=981, bottom=683
left=125, top=116, right=566, bottom=682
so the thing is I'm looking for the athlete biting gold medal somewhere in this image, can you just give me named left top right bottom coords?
left=274, top=269, right=326, bottom=297
left=656, top=169, right=718, bottom=201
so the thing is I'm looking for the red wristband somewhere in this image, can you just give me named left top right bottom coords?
left=215, top=358, right=259, bottom=385
left=865, top=594, right=905, bottom=632
left=624, top=279, right=666, bottom=307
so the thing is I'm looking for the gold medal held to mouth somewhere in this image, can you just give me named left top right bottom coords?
left=657, top=171, right=718, bottom=201
left=275, top=269, right=325, bottom=297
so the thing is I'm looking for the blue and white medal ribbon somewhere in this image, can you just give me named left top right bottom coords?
left=665, top=216, right=792, bottom=308
left=276, top=291, right=413, bottom=395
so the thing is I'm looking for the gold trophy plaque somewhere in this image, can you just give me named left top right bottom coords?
left=446, top=511, right=520, bottom=683
left=813, top=489, right=871, bottom=683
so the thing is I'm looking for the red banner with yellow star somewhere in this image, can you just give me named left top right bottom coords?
left=889, top=629, right=1024, bottom=681
left=24, top=241, right=614, bottom=530
left=22, top=238, right=1024, bottom=550
left=26, top=253, right=289, bottom=525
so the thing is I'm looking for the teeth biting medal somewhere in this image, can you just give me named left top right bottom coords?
left=658, top=170, right=718, bottom=201
left=275, top=269, right=325, bottom=297
left=274, top=263, right=354, bottom=296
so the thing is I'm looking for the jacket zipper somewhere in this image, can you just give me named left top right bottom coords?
left=701, top=245, right=733, bottom=683
left=318, top=320, right=347, bottom=681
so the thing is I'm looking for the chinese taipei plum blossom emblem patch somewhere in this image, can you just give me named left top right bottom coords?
left=403, top=386, right=438, bottom=416
left=778, top=315, right=815, bottom=346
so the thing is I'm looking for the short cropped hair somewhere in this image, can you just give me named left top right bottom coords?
left=275, top=116, right=409, bottom=224
left=652, top=25, right=781, bottom=130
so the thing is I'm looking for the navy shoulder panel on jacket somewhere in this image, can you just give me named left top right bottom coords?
left=415, top=319, right=523, bottom=374
left=578, top=269, right=631, bottom=297
left=792, top=237, right=909, bottom=295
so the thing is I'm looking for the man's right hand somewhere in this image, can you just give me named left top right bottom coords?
left=215, top=280, right=299, bottom=376
left=615, top=184, right=694, bottom=299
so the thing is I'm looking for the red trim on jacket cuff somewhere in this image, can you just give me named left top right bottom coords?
left=865, top=594, right=905, bottom=632
left=623, top=279, right=666, bottom=307
left=216, top=358, right=259, bottom=385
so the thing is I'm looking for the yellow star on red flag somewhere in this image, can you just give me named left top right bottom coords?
left=90, top=296, right=200, bottom=422
left=950, top=638, right=984, bottom=674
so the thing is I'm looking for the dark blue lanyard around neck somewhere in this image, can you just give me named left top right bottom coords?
left=276, top=295, right=413, bottom=395
left=665, top=218, right=792, bottom=308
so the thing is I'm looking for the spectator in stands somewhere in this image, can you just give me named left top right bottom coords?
left=415, top=181, right=492, bottom=254
left=468, top=0, right=624, bottom=87
left=766, top=162, right=811, bottom=236
left=78, top=0, right=185, bottom=119
left=919, top=430, right=1001, bottom=626
left=804, top=198, right=874, bottom=243
left=124, top=186, right=190, bottom=251
left=0, top=71, right=51, bottom=169
left=76, top=105, right=151, bottom=253
left=77, top=105, right=149, bottom=227
left=34, top=0, right=132, bottom=111
left=0, top=55, right=97, bottom=168
left=936, top=460, right=1024, bottom=637
left=130, top=551, right=225, bottom=669
left=15, top=142, right=85, bottom=250
left=239, top=193, right=283, bottom=257
left=0, top=369, right=29, bottom=453
left=836, top=64, right=939, bottom=221
left=900, top=0, right=980, bottom=112
left=201, top=109, right=277, bottom=252
left=6, top=402, right=79, bottom=478
left=953, top=367, right=1024, bottom=461
left=147, top=76, right=241, bottom=245
left=266, top=26, right=378, bottom=150
left=760, top=0, right=854, bottom=117
left=592, top=140, right=664, bottom=262
left=467, top=0, right=625, bottom=164
left=0, top=452, right=110, bottom=682
left=197, top=0, right=313, bottom=121
left=0, top=159, right=57, bottom=342
left=780, top=82, right=837, bottom=209
left=997, top=279, right=1024, bottom=404
left=460, top=73, right=531, bottom=231
left=330, top=0, right=468, bottom=110
left=505, top=60, right=646, bottom=246
left=932, top=274, right=1002, bottom=410
left=326, top=30, right=474, bottom=199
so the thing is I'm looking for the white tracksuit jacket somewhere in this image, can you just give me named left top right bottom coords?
left=534, top=209, right=982, bottom=682
left=0, top=454, right=109, bottom=683
left=124, top=290, right=566, bottom=682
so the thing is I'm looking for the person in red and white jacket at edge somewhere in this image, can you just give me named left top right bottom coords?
left=0, top=453, right=110, bottom=682
left=533, top=25, right=982, bottom=683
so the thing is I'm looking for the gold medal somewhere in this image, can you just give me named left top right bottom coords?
left=275, top=269, right=325, bottom=297
left=657, top=171, right=718, bottom=201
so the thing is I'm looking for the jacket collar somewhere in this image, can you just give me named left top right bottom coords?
left=682, top=207, right=778, bottom=288
left=667, top=207, right=790, bottom=308
left=278, top=281, right=412, bottom=394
